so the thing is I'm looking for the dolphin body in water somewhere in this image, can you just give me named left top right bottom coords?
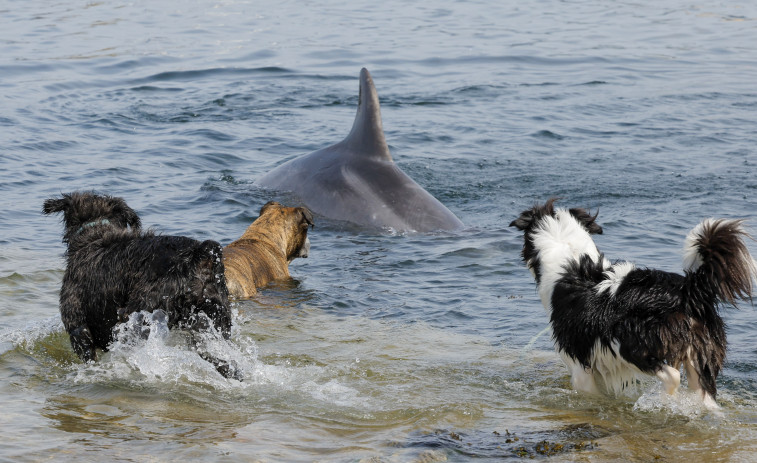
left=255, top=68, right=464, bottom=233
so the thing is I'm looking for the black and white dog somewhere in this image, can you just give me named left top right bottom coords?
left=44, top=192, right=238, bottom=378
left=510, top=198, right=756, bottom=408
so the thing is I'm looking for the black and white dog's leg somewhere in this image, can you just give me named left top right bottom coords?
left=561, top=352, right=600, bottom=394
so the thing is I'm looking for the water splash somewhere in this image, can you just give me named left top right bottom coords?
left=633, top=383, right=726, bottom=420
left=59, top=310, right=362, bottom=407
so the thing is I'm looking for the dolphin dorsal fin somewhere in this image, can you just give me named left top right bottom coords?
left=343, top=68, right=392, bottom=162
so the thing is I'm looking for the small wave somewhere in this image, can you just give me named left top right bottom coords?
left=576, top=80, right=608, bottom=86
left=414, top=54, right=611, bottom=69
left=181, top=128, right=236, bottom=142
left=128, top=85, right=184, bottom=93
left=16, top=140, right=81, bottom=152
left=1, top=316, right=65, bottom=356
left=38, top=66, right=295, bottom=92
left=132, top=66, right=292, bottom=86
left=531, top=129, right=566, bottom=140
left=452, top=83, right=510, bottom=94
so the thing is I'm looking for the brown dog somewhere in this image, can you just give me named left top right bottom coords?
left=223, top=201, right=314, bottom=299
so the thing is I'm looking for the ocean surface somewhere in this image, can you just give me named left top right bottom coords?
left=2, top=1, right=757, bottom=461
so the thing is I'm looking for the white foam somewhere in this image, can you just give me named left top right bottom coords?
left=633, top=382, right=725, bottom=420
left=61, top=310, right=362, bottom=407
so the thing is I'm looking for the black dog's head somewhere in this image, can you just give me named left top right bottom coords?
left=43, top=192, right=141, bottom=244
left=509, top=198, right=603, bottom=266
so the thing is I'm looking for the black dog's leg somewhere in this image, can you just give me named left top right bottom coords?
left=197, top=350, right=243, bottom=381
left=69, top=325, right=96, bottom=362
left=182, top=317, right=242, bottom=381
left=117, top=306, right=133, bottom=323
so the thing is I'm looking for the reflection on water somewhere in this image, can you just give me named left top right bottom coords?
left=43, top=391, right=250, bottom=443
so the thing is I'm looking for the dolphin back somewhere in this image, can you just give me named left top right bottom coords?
left=255, top=68, right=464, bottom=232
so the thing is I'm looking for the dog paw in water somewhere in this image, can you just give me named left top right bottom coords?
left=198, top=352, right=243, bottom=381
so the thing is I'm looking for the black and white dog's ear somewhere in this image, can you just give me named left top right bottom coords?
left=509, top=211, right=533, bottom=230
left=510, top=198, right=560, bottom=231
left=569, top=207, right=603, bottom=235
left=42, top=195, right=70, bottom=215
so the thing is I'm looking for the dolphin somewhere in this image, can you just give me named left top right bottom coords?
left=255, top=68, right=464, bottom=233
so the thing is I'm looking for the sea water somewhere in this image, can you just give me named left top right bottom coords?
left=2, top=1, right=757, bottom=461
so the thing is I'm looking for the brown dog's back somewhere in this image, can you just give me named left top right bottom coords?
left=224, top=240, right=290, bottom=298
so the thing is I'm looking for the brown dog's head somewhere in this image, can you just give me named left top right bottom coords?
left=253, top=201, right=314, bottom=262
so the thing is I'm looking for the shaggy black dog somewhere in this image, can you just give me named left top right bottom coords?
left=44, top=192, right=238, bottom=379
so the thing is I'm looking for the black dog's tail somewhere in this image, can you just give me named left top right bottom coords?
left=683, top=218, right=757, bottom=306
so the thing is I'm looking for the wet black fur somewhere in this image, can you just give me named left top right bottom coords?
left=44, top=192, right=236, bottom=378
left=511, top=199, right=753, bottom=398
left=551, top=254, right=725, bottom=396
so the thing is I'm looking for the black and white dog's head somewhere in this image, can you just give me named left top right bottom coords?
left=509, top=198, right=603, bottom=286
left=43, top=191, right=141, bottom=245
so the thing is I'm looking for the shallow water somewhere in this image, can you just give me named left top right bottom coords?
left=2, top=1, right=757, bottom=461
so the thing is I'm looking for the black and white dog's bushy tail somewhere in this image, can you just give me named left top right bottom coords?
left=683, top=219, right=757, bottom=306
left=681, top=219, right=756, bottom=399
